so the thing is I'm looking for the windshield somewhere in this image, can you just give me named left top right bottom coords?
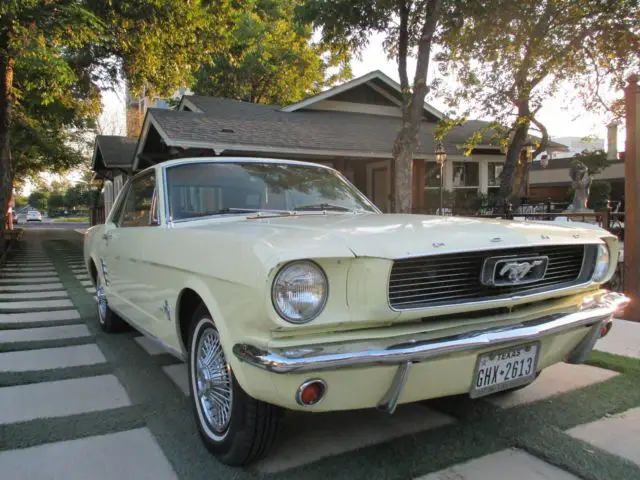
left=165, top=161, right=378, bottom=221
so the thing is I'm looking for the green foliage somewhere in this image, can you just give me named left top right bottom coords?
left=83, top=0, right=234, bottom=98
left=570, top=149, right=611, bottom=176
left=588, top=181, right=611, bottom=211
left=27, top=190, right=49, bottom=212
left=435, top=0, right=639, bottom=198
left=194, top=0, right=351, bottom=105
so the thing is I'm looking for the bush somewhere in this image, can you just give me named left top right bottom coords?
left=588, top=181, right=611, bottom=211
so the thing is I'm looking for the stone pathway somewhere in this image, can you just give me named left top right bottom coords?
left=1, top=229, right=639, bottom=480
left=0, top=235, right=178, bottom=480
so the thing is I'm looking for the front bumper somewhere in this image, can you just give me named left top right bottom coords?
left=233, top=291, right=629, bottom=412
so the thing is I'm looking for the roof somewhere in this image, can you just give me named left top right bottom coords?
left=136, top=100, right=487, bottom=171
left=530, top=157, right=624, bottom=171
left=135, top=70, right=568, bottom=171
left=279, top=70, right=443, bottom=120
left=92, top=135, right=138, bottom=173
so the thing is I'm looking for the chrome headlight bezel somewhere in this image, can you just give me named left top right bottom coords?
left=592, top=243, right=611, bottom=283
left=271, top=260, right=329, bottom=324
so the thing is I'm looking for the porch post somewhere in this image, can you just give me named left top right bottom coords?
left=623, top=74, right=640, bottom=321
left=412, top=159, right=425, bottom=212
left=478, top=158, right=489, bottom=195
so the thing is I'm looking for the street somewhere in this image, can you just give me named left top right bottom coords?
left=1, top=228, right=639, bottom=480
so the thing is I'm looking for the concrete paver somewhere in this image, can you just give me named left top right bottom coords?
left=0, top=283, right=65, bottom=292
left=1, top=271, right=57, bottom=277
left=134, top=336, right=166, bottom=355
left=0, top=324, right=91, bottom=344
left=0, top=428, right=178, bottom=480
left=0, top=276, right=60, bottom=284
left=0, top=375, right=131, bottom=424
left=257, top=405, right=454, bottom=474
left=0, top=291, right=68, bottom=301
left=416, top=448, right=581, bottom=480
left=0, top=299, right=74, bottom=312
left=567, top=407, right=640, bottom=467
left=0, top=309, right=81, bottom=326
left=0, top=344, right=105, bottom=372
left=596, top=319, right=640, bottom=359
left=487, top=363, right=618, bottom=408
left=162, top=364, right=189, bottom=396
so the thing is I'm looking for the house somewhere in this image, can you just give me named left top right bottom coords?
left=528, top=124, right=624, bottom=204
left=90, top=135, right=138, bottom=223
left=91, top=70, right=568, bottom=220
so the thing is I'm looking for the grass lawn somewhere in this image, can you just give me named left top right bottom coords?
left=51, top=216, right=89, bottom=223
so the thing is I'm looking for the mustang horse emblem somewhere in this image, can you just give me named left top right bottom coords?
left=498, top=260, right=544, bottom=282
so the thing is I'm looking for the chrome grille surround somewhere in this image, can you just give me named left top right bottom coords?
left=388, top=244, right=595, bottom=311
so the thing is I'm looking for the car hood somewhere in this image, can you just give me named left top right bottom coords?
left=184, top=213, right=608, bottom=260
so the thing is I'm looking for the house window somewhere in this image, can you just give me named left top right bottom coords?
left=488, top=162, right=504, bottom=187
left=452, top=162, right=479, bottom=188
left=425, top=161, right=441, bottom=188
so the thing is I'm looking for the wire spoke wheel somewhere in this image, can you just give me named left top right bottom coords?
left=195, top=326, right=233, bottom=435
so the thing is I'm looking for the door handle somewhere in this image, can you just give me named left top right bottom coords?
left=102, top=233, right=112, bottom=241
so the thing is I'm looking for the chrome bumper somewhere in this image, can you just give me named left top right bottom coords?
left=233, top=292, right=629, bottom=413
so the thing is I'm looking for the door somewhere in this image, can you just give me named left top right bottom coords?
left=101, top=171, right=159, bottom=330
left=367, top=161, right=391, bottom=212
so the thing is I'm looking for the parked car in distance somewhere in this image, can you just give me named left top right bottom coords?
left=26, top=210, right=42, bottom=222
left=83, top=157, right=629, bottom=466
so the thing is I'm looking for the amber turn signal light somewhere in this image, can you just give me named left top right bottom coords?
left=295, top=379, right=327, bottom=406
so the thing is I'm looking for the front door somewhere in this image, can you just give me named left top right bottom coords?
left=367, top=161, right=391, bottom=212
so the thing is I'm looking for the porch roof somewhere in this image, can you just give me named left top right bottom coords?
left=91, top=135, right=138, bottom=179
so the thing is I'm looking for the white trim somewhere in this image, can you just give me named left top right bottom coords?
left=366, top=160, right=392, bottom=213
left=305, top=100, right=402, bottom=117
left=281, top=70, right=443, bottom=119
left=178, top=96, right=203, bottom=113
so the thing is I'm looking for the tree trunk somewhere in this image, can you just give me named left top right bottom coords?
left=499, top=103, right=530, bottom=202
left=392, top=127, right=416, bottom=213
left=392, top=0, right=443, bottom=214
left=0, top=55, right=15, bottom=245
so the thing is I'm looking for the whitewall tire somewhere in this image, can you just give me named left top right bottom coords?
left=187, top=304, right=282, bottom=466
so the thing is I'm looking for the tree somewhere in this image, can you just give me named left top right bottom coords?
left=193, top=0, right=351, bottom=105
left=437, top=0, right=639, bottom=202
left=1, top=1, right=235, bottom=239
left=1, top=1, right=103, bottom=237
left=300, top=0, right=444, bottom=213
left=28, top=190, right=49, bottom=212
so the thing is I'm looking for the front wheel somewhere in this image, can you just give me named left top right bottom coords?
left=95, top=275, right=126, bottom=333
left=188, top=304, right=282, bottom=466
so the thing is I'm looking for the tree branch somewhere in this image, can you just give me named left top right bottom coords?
left=530, top=115, right=549, bottom=159
left=397, top=0, right=410, bottom=94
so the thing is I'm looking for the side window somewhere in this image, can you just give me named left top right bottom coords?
left=117, top=173, right=158, bottom=228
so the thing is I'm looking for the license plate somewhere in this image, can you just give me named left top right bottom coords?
left=470, top=342, right=540, bottom=399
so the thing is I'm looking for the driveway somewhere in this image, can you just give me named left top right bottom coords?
left=0, top=229, right=639, bottom=479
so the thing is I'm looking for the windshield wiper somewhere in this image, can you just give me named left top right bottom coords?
left=293, top=203, right=354, bottom=212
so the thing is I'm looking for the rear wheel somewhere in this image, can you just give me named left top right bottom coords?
left=95, top=275, right=126, bottom=333
left=188, top=304, right=282, bottom=466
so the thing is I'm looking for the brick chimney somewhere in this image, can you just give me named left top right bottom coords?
left=607, top=121, right=619, bottom=160
left=126, top=97, right=144, bottom=138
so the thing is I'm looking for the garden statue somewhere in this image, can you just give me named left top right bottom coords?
left=565, top=160, right=593, bottom=212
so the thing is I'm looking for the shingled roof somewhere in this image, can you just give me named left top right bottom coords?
left=92, top=135, right=138, bottom=177
left=134, top=70, right=567, bottom=171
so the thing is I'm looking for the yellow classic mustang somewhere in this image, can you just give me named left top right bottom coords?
left=84, top=157, right=629, bottom=466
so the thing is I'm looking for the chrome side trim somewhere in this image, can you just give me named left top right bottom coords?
left=377, top=361, right=412, bottom=414
left=233, top=292, right=629, bottom=374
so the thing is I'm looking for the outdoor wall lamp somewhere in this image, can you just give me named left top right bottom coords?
left=435, top=140, right=448, bottom=215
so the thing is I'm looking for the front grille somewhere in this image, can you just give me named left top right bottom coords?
left=389, top=244, right=592, bottom=310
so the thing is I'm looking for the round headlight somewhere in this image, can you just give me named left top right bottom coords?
left=272, top=261, right=328, bottom=324
left=592, top=244, right=610, bottom=282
